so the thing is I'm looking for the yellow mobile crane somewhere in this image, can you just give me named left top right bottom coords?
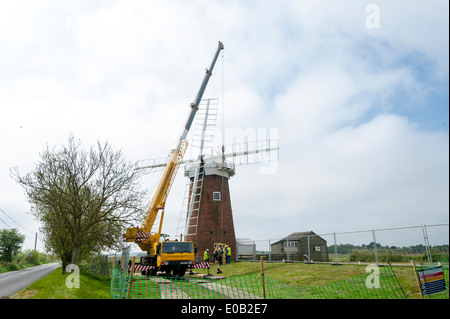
left=124, top=42, right=224, bottom=276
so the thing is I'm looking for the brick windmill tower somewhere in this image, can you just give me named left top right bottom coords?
left=137, top=98, right=278, bottom=262
left=183, top=157, right=236, bottom=261
left=175, top=98, right=278, bottom=262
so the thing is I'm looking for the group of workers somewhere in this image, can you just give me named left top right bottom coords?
left=203, top=244, right=231, bottom=266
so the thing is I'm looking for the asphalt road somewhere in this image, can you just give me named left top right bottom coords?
left=0, top=262, right=61, bottom=298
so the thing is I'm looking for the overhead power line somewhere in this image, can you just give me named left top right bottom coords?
left=0, top=215, right=12, bottom=229
left=0, top=208, right=34, bottom=234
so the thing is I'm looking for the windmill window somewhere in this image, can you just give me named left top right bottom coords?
left=213, top=191, right=221, bottom=201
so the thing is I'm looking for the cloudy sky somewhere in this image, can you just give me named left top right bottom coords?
left=1, top=0, right=448, bottom=252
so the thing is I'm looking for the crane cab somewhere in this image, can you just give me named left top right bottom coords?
left=140, top=240, right=196, bottom=276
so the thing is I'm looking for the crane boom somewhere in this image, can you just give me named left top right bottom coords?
left=175, top=41, right=224, bottom=151
left=124, top=42, right=224, bottom=258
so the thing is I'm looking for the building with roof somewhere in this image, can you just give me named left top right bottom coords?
left=270, top=231, right=329, bottom=262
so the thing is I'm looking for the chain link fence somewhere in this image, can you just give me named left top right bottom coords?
left=239, top=224, right=449, bottom=265
left=88, top=254, right=111, bottom=277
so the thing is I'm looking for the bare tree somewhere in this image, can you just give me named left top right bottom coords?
left=11, top=135, right=147, bottom=270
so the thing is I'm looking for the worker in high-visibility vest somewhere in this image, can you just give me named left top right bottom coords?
left=203, top=249, right=210, bottom=273
left=217, top=247, right=223, bottom=265
left=225, top=245, right=231, bottom=264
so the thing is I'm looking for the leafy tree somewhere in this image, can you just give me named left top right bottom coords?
left=11, top=135, right=147, bottom=271
left=365, top=242, right=382, bottom=250
left=0, top=228, right=25, bottom=263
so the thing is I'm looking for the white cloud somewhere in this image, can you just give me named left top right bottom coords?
left=0, top=1, right=448, bottom=250
left=288, top=0, right=449, bottom=76
left=230, top=114, right=448, bottom=244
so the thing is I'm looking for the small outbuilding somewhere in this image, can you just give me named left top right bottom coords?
left=271, top=231, right=329, bottom=262
left=235, top=238, right=256, bottom=260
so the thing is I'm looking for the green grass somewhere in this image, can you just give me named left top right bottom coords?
left=0, top=250, right=57, bottom=274
left=0, top=263, right=42, bottom=274
left=204, top=261, right=369, bottom=284
left=13, top=260, right=447, bottom=299
left=191, top=261, right=426, bottom=298
left=12, top=268, right=111, bottom=299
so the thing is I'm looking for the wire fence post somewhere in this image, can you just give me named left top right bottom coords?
left=307, top=235, right=311, bottom=262
left=112, top=256, right=116, bottom=277
left=372, top=229, right=379, bottom=266
left=333, top=232, right=338, bottom=264
left=286, top=237, right=290, bottom=261
left=422, top=224, right=432, bottom=265
left=268, top=239, right=271, bottom=262
left=127, top=256, right=136, bottom=299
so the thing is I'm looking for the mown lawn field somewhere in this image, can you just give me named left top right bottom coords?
left=192, top=261, right=424, bottom=298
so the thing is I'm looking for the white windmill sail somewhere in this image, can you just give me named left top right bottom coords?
left=176, top=98, right=219, bottom=239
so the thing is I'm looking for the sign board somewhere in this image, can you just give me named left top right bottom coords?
left=417, top=265, right=446, bottom=296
